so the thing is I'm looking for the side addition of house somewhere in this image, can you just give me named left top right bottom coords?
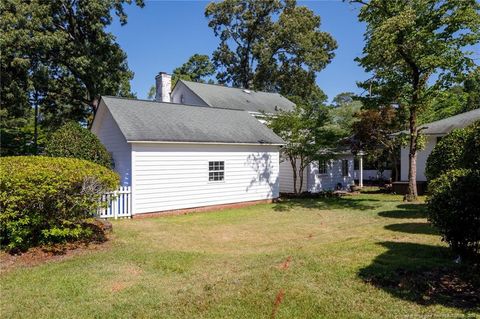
left=91, top=96, right=284, bottom=216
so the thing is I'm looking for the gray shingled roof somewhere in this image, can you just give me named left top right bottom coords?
left=418, top=108, right=480, bottom=134
left=393, top=108, right=480, bottom=135
left=100, top=96, right=285, bottom=145
left=179, top=80, right=295, bottom=113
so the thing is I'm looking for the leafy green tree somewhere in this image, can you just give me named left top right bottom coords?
left=329, top=92, right=362, bottom=138
left=205, top=0, right=337, bottom=99
left=464, top=67, right=480, bottom=112
left=266, top=97, right=340, bottom=194
left=0, top=0, right=143, bottom=155
left=172, top=54, right=215, bottom=86
left=419, top=86, right=467, bottom=124
left=350, top=0, right=480, bottom=201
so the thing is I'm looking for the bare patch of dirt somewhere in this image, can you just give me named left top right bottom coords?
left=271, top=289, right=285, bottom=319
left=107, top=264, right=143, bottom=293
left=0, top=238, right=112, bottom=275
left=110, top=281, right=129, bottom=292
left=278, top=256, right=292, bottom=270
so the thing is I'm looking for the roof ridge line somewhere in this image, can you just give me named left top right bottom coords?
left=179, top=79, right=283, bottom=96
left=101, top=95, right=247, bottom=112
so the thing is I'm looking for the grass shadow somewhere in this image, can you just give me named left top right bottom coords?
left=359, top=241, right=480, bottom=311
left=384, top=223, right=439, bottom=235
left=273, top=196, right=380, bottom=212
left=378, top=203, right=427, bottom=219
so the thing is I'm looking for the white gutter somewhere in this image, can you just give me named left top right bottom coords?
left=127, top=140, right=284, bottom=146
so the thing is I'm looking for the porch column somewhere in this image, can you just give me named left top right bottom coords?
left=358, top=151, right=364, bottom=188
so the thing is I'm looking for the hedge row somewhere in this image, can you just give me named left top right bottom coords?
left=0, top=156, right=119, bottom=252
left=426, top=120, right=480, bottom=260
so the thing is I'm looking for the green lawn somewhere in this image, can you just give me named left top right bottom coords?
left=1, top=192, right=478, bottom=318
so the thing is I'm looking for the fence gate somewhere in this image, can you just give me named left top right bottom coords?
left=98, top=186, right=132, bottom=219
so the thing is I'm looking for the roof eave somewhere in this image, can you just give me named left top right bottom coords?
left=127, top=140, right=284, bottom=146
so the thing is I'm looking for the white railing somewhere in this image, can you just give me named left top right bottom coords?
left=98, top=186, right=132, bottom=219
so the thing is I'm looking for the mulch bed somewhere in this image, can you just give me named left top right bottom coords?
left=0, top=218, right=113, bottom=274
left=0, top=240, right=112, bottom=275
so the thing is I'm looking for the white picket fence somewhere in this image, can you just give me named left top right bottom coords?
left=98, top=186, right=132, bottom=219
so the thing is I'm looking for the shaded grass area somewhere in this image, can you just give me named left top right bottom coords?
left=1, top=193, right=478, bottom=318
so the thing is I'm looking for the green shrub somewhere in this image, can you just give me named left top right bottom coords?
left=427, top=169, right=480, bottom=260
left=425, top=128, right=469, bottom=181
left=44, top=121, right=113, bottom=168
left=463, top=121, right=480, bottom=171
left=0, top=156, right=119, bottom=252
left=425, top=120, right=480, bottom=181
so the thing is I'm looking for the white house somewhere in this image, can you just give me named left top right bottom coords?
left=155, top=73, right=356, bottom=193
left=396, top=108, right=480, bottom=192
left=91, top=96, right=284, bottom=216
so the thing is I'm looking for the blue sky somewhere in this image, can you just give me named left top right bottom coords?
left=108, top=0, right=369, bottom=102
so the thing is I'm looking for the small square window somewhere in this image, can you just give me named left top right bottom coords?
left=208, top=161, right=225, bottom=181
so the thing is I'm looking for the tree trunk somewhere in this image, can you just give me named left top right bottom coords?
left=298, top=166, right=304, bottom=195
left=290, top=157, right=298, bottom=194
left=406, top=108, right=418, bottom=202
left=399, top=49, right=421, bottom=201
left=390, top=147, right=399, bottom=182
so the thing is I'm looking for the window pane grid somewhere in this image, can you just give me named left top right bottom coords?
left=208, top=161, right=225, bottom=181
left=318, top=160, right=327, bottom=175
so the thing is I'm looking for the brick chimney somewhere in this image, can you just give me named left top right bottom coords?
left=155, top=72, right=171, bottom=102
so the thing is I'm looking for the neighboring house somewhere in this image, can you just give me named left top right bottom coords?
left=394, top=108, right=480, bottom=194
left=154, top=72, right=356, bottom=193
left=91, top=96, right=284, bottom=216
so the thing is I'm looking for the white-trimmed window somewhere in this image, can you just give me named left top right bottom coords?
left=342, top=160, right=349, bottom=177
left=209, top=161, right=224, bottom=181
left=318, top=160, right=328, bottom=175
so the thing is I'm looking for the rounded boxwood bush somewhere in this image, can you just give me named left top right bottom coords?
left=427, top=169, right=480, bottom=260
left=44, top=122, right=113, bottom=168
left=425, top=128, right=469, bottom=181
left=426, top=121, right=480, bottom=181
left=0, top=156, right=119, bottom=252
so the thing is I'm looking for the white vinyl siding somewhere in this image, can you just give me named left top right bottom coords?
left=93, top=107, right=132, bottom=186
left=279, top=158, right=308, bottom=193
left=171, top=81, right=209, bottom=106
left=400, top=135, right=438, bottom=182
left=307, top=156, right=354, bottom=192
left=131, top=143, right=280, bottom=214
